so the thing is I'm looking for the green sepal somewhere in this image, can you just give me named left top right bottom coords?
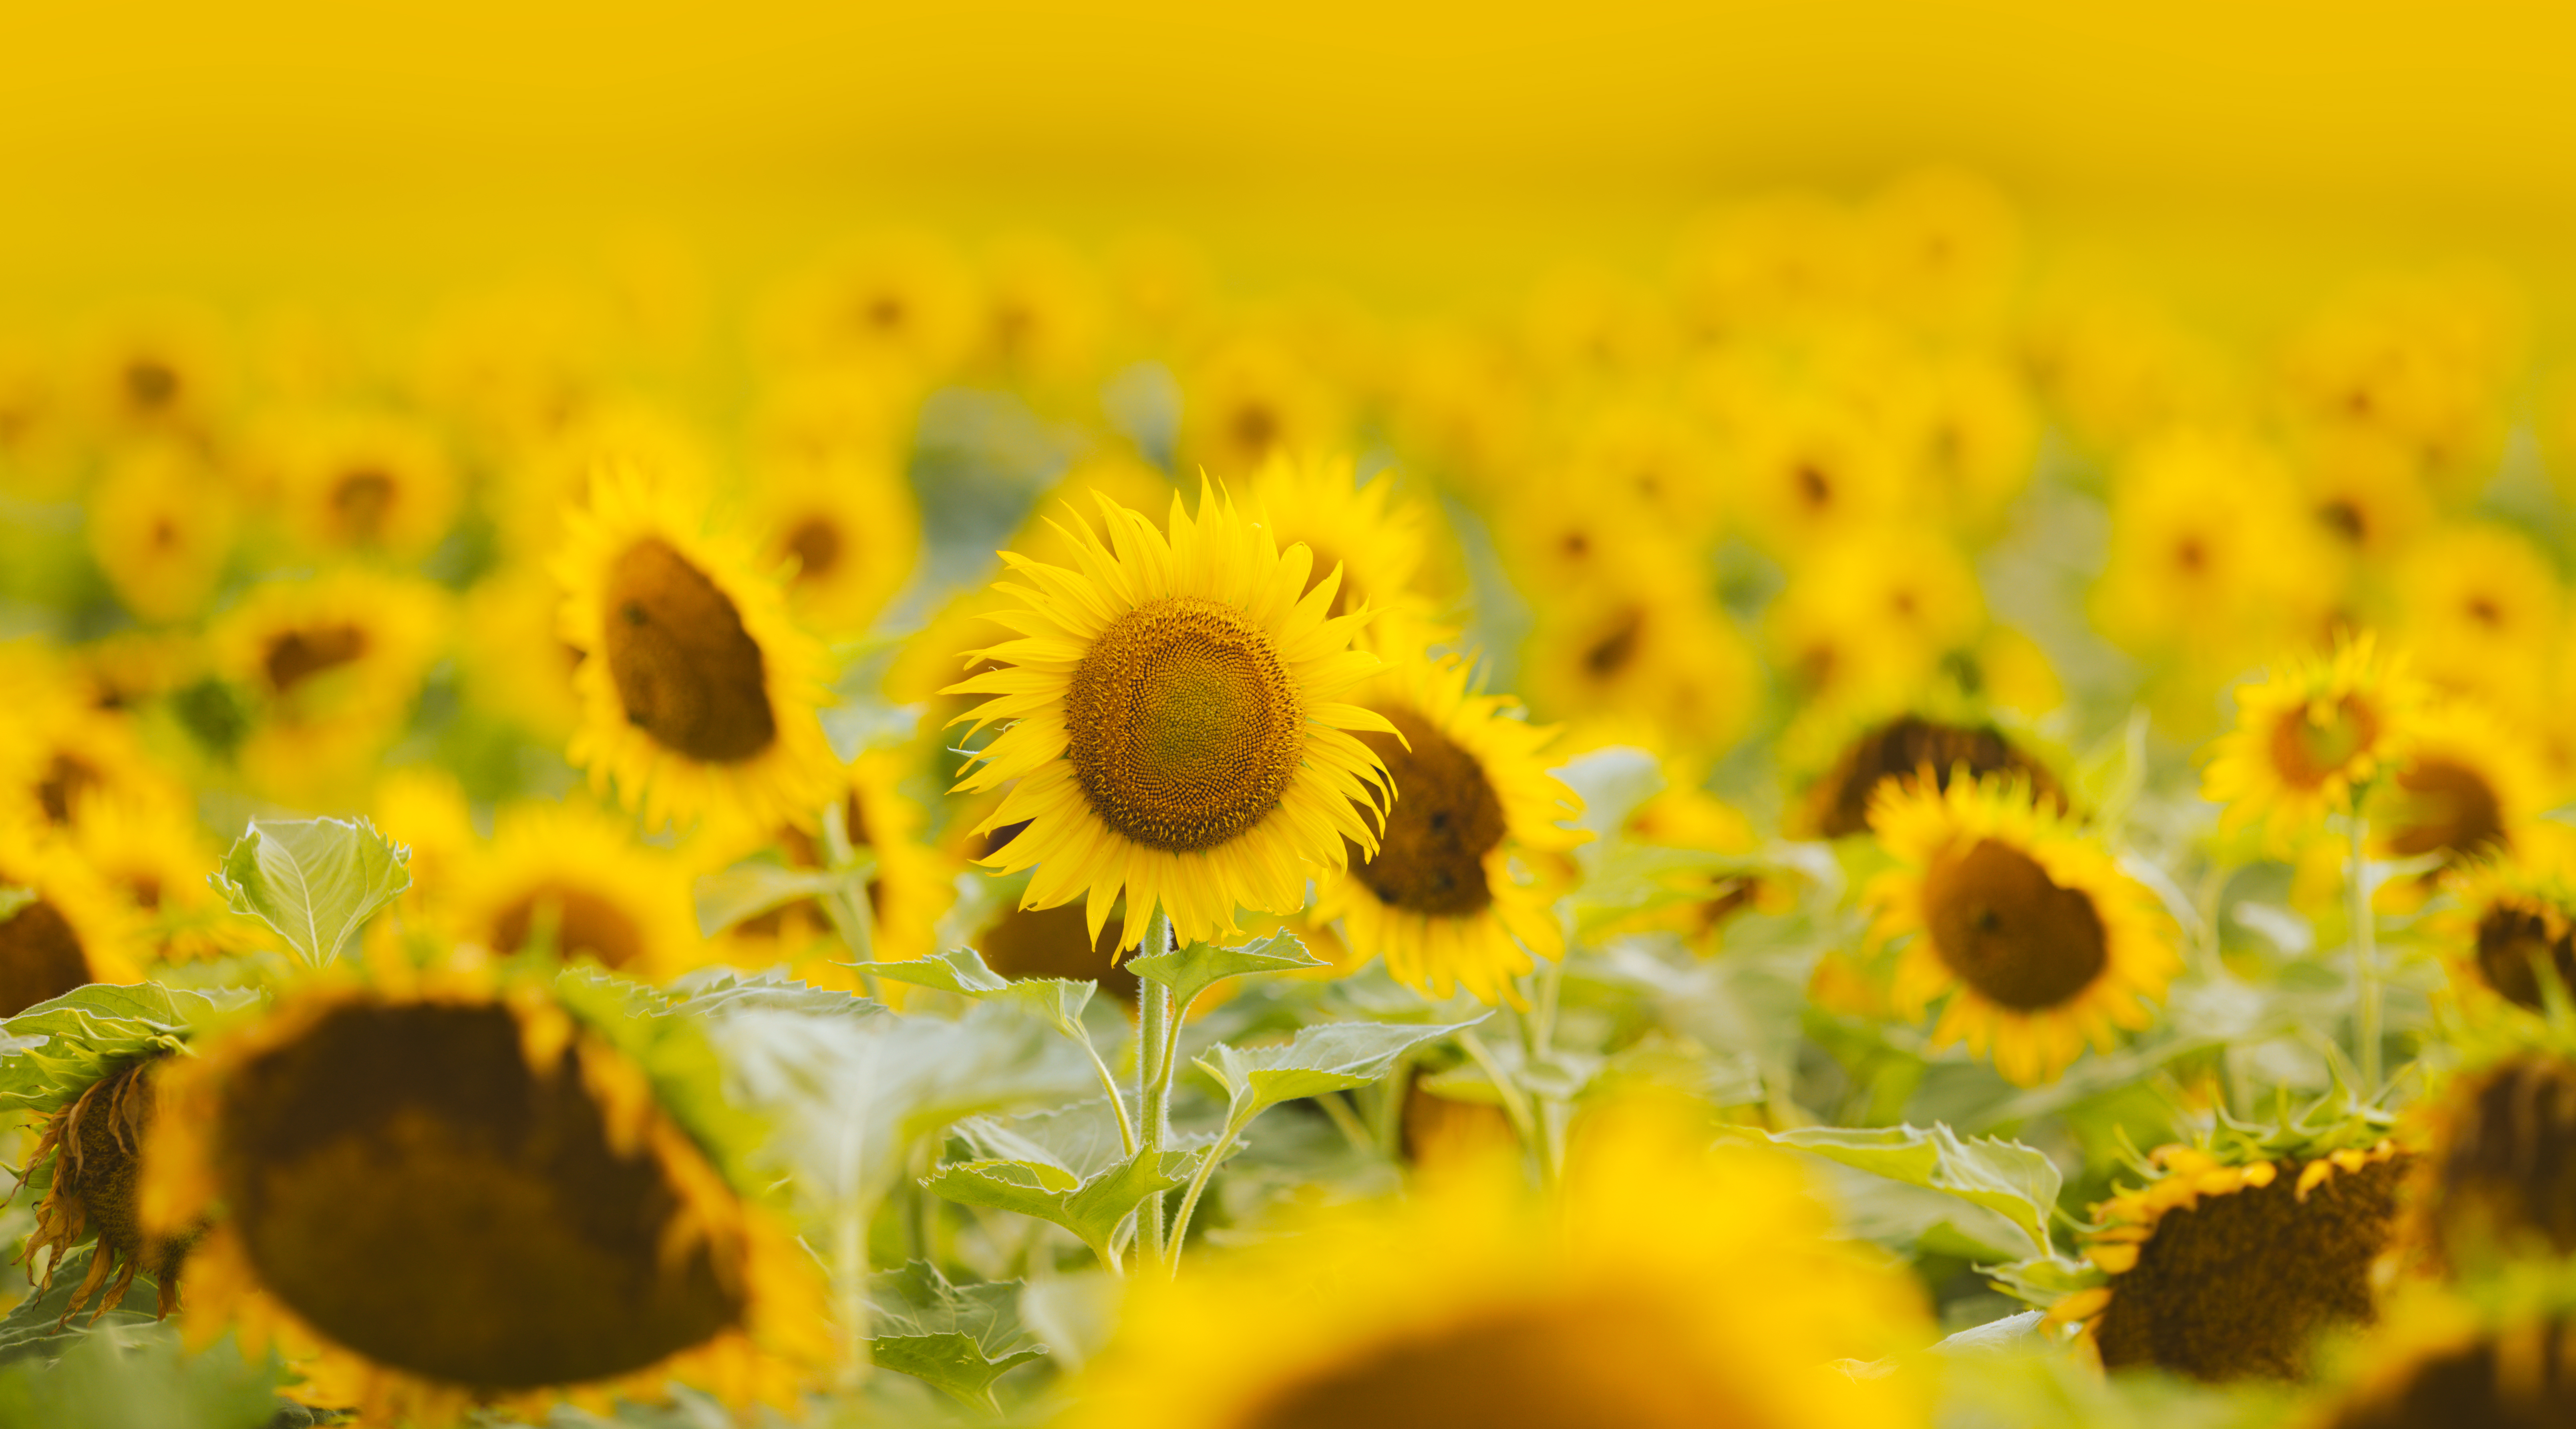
left=1125, top=928, right=1325, bottom=1016
left=1983, top=1252, right=2106, bottom=1312
left=1723, top=1122, right=2064, bottom=1258
left=865, top=1261, right=1048, bottom=1410
left=208, top=817, right=411, bottom=968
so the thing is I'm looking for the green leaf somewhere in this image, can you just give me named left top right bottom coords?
left=0, top=984, right=238, bottom=1116
left=849, top=947, right=1098, bottom=1033
left=0, top=885, right=35, bottom=921
left=1198, top=1016, right=1489, bottom=1123
left=1724, top=1122, right=2064, bottom=1258
left=1125, top=928, right=1325, bottom=1015
left=0, top=1246, right=298, bottom=1429
left=667, top=970, right=886, bottom=1021
left=865, top=1261, right=1048, bottom=1409
left=208, top=817, right=410, bottom=968
left=923, top=1149, right=1191, bottom=1268
left=690, top=855, right=872, bottom=938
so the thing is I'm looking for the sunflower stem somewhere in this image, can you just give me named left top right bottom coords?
left=1165, top=1115, right=1247, bottom=1279
left=2350, top=812, right=2383, bottom=1095
left=1079, top=1033, right=1139, bottom=1157
left=1135, top=910, right=1178, bottom=1270
left=1457, top=1028, right=1543, bottom=1182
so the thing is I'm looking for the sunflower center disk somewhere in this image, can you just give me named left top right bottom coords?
left=2474, top=905, right=2576, bottom=1011
left=1065, top=596, right=1304, bottom=853
left=602, top=538, right=778, bottom=764
left=1810, top=716, right=2064, bottom=838
left=0, top=892, right=95, bottom=1018
left=217, top=1002, right=745, bottom=1391
left=2268, top=696, right=2377, bottom=789
left=1356, top=710, right=1505, bottom=917
left=263, top=623, right=370, bottom=695
left=2432, top=1056, right=2576, bottom=1262
left=2386, top=757, right=2506, bottom=861
left=1922, top=838, right=2107, bottom=1010
left=492, top=883, right=648, bottom=969
left=2094, top=1154, right=2405, bottom=1381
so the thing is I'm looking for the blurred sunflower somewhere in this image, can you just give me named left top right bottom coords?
left=22, top=1052, right=192, bottom=1321
left=948, top=484, right=1393, bottom=952
left=760, top=230, right=981, bottom=380
left=1555, top=399, right=1726, bottom=549
left=0, top=693, right=188, bottom=837
left=2373, top=701, right=2544, bottom=874
left=1311, top=654, right=1587, bottom=1005
left=212, top=568, right=451, bottom=804
left=2092, top=428, right=2337, bottom=671
left=971, top=897, right=1139, bottom=1004
left=457, top=567, right=587, bottom=747
left=2203, top=632, right=2425, bottom=854
left=751, top=447, right=920, bottom=636
left=446, top=800, right=706, bottom=981
left=1720, top=387, right=1904, bottom=557
left=76, top=308, right=229, bottom=445
left=1885, top=352, right=2038, bottom=537
left=1767, top=526, right=1987, bottom=717
left=85, top=441, right=235, bottom=624
left=1861, top=167, right=2022, bottom=336
left=1792, top=712, right=2067, bottom=840
left=0, top=821, right=144, bottom=1017
left=2299, top=432, right=2436, bottom=567
left=413, top=286, right=599, bottom=467
left=2438, top=839, right=2576, bottom=1011
left=1868, top=773, right=2177, bottom=1085
left=66, top=793, right=258, bottom=964
left=260, top=408, right=461, bottom=562
left=554, top=461, right=839, bottom=833
left=1519, top=551, right=1760, bottom=764
left=974, top=233, right=1107, bottom=392
left=1670, top=191, right=1863, bottom=340
left=2403, top=1047, right=2576, bottom=1275
left=1072, top=1099, right=1931, bottom=1429
left=498, top=402, right=718, bottom=565
left=717, top=749, right=954, bottom=975
left=2056, top=1137, right=2408, bottom=1381
left=2273, top=274, right=2522, bottom=500
left=2308, top=1283, right=2576, bottom=1429
left=143, top=973, right=827, bottom=1423
left=1175, top=337, right=1347, bottom=480
left=1247, top=452, right=1454, bottom=655
left=2021, top=290, right=2239, bottom=459
left=2393, top=522, right=2563, bottom=729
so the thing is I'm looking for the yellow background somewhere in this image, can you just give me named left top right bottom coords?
left=9, top=1, right=2576, bottom=330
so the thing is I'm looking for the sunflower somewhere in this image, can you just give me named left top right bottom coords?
left=66, top=791, right=260, bottom=964
left=445, top=799, right=709, bottom=982
left=2308, top=1286, right=2576, bottom=1429
left=2272, top=274, right=2521, bottom=499
left=211, top=567, right=451, bottom=806
left=2401, top=1036, right=2576, bottom=1276
left=370, top=765, right=479, bottom=918
left=2053, top=1137, right=2409, bottom=1382
left=2438, top=841, right=2576, bottom=1012
left=1884, top=351, right=2037, bottom=537
left=0, top=691, right=189, bottom=837
left=2202, top=632, right=2427, bottom=855
left=1670, top=191, right=1864, bottom=339
left=947, top=483, right=1393, bottom=953
left=0, top=821, right=144, bottom=1017
left=1175, top=337, right=1347, bottom=479
left=1552, top=399, right=1726, bottom=549
left=750, top=446, right=920, bottom=637
left=76, top=308, right=229, bottom=445
left=1517, top=549, right=1760, bottom=764
left=1860, top=167, right=2022, bottom=336
left=2090, top=428, right=2338, bottom=670
left=2021, top=289, right=2238, bottom=459
left=974, top=233, right=1107, bottom=392
left=1767, top=527, right=1988, bottom=717
left=1247, top=452, right=1455, bottom=655
left=1720, top=386, right=1904, bottom=557
left=971, top=898, right=1140, bottom=1004
left=259, top=407, right=461, bottom=562
left=1866, top=773, right=2178, bottom=1086
left=759, top=230, right=982, bottom=380
left=2393, top=523, right=2563, bottom=729
left=21, top=1053, right=192, bottom=1321
left=1792, top=712, right=2068, bottom=840
left=85, top=441, right=236, bottom=624
left=1067, top=1098, right=1932, bottom=1429
left=2373, top=701, right=2543, bottom=878
left=456, top=566, right=587, bottom=745
left=554, top=459, right=839, bottom=834
left=2300, top=431, right=2436, bottom=564
left=1310, top=654, right=1585, bottom=1005
left=141, top=971, right=828, bottom=1424
left=713, top=749, right=955, bottom=976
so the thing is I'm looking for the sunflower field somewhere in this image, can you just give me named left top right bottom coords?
left=13, top=11, right=2576, bottom=1426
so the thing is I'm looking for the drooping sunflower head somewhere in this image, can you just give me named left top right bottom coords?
left=1866, top=773, right=2178, bottom=1085
left=1312, top=654, right=1587, bottom=1005
left=751, top=446, right=921, bottom=636
left=1068, top=1098, right=1932, bottom=1429
left=22, top=1053, right=193, bottom=1321
left=1247, top=451, right=1456, bottom=655
left=553, top=459, right=839, bottom=833
left=445, top=798, right=708, bottom=982
left=948, top=483, right=1393, bottom=952
left=2057, top=1136, right=2410, bottom=1383
left=85, top=441, right=237, bottom=624
left=2202, top=630, right=2427, bottom=854
left=0, top=821, right=144, bottom=1017
left=1793, top=711, right=2068, bottom=840
left=143, top=976, right=825, bottom=1423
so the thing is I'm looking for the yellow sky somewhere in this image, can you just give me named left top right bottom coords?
left=8, top=1, right=2576, bottom=324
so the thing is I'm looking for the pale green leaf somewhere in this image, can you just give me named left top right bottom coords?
left=1124, top=928, right=1324, bottom=1015
left=1725, top=1122, right=2063, bottom=1258
left=850, top=947, right=1097, bottom=1032
left=690, top=856, right=871, bottom=938
left=865, top=1261, right=1047, bottom=1409
left=209, top=817, right=410, bottom=968
left=0, top=984, right=240, bottom=1115
left=1199, top=1016, right=1489, bottom=1122
left=923, top=1149, right=1190, bottom=1266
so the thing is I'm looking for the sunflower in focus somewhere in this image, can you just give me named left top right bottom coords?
left=259, top=408, right=461, bottom=562
left=1519, top=550, right=1759, bottom=763
left=750, top=447, right=920, bottom=636
left=948, top=484, right=1393, bottom=952
left=1867, top=773, right=2178, bottom=1085
left=1311, top=654, right=1586, bottom=1005
left=445, top=799, right=708, bottom=981
left=554, top=461, right=839, bottom=833
left=0, top=820, right=144, bottom=1017
left=2202, top=632, right=2426, bottom=855
left=1791, top=711, right=2067, bottom=840
left=2055, top=1135, right=2408, bottom=1382
left=1067, top=1099, right=1932, bottom=1429
left=141, top=972, right=827, bottom=1424
left=85, top=441, right=236, bottom=624
left=1247, top=452, right=1453, bottom=655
